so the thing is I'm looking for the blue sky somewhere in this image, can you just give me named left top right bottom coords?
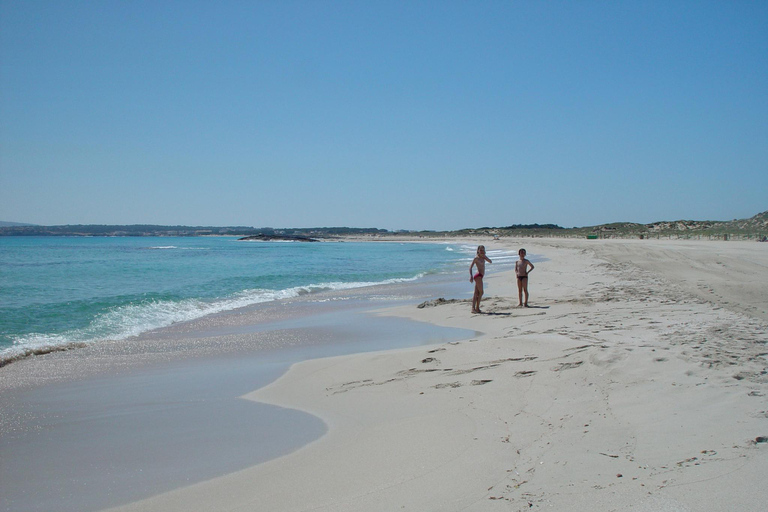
left=1, top=1, right=766, bottom=230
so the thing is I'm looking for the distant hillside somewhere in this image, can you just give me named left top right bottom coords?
left=0, top=212, right=765, bottom=239
left=0, top=224, right=390, bottom=237
left=572, top=211, right=768, bottom=238
left=0, top=221, right=36, bottom=227
left=722, top=211, right=768, bottom=232
left=0, top=224, right=257, bottom=237
left=407, top=211, right=767, bottom=240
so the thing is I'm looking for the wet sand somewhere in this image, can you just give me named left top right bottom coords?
left=0, top=278, right=474, bottom=512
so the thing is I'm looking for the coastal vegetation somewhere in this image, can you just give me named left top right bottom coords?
left=448, top=211, right=768, bottom=240
left=1, top=211, right=765, bottom=240
left=0, top=224, right=387, bottom=238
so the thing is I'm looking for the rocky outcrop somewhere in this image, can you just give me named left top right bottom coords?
left=238, top=234, right=319, bottom=242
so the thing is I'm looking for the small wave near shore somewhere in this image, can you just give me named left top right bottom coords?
left=0, top=274, right=429, bottom=368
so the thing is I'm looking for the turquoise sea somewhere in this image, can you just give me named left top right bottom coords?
left=0, top=237, right=511, bottom=364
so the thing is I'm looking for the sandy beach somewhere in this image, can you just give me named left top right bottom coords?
left=93, top=238, right=767, bottom=512
left=4, top=1, right=766, bottom=510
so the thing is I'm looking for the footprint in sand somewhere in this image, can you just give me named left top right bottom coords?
left=552, top=361, right=584, bottom=371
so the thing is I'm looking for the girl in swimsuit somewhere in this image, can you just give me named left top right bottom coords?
left=515, top=248, right=534, bottom=307
left=470, top=245, right=492, bottom=313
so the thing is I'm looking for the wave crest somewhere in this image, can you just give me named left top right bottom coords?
left=1, top=274, right=425, bottom=367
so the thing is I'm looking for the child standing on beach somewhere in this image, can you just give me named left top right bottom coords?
left=470, top=245, right=492, bottom=313
left=515, top=248, right=534, bottom=307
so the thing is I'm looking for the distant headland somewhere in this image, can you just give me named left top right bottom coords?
left=0, top=211, right=765, bottom=239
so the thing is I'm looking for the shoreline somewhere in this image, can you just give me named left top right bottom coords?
left=0, top=238, right=457, bottom=370
left=0, top=266, right=477, bottom=512
left=105, top=237, right=768, bottom=511
left=2, top=237, right=766, bottom=511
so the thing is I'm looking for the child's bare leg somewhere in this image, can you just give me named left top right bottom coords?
left=474, top=279, right=484, bottom=313
left=522, top=278, right=529, bottom=306
left=517, top=278, right=523, bottom=306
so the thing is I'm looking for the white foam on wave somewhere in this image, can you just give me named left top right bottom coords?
left=147, top=246, right=208, bottom=250
left=453, top=245, right=520, bottom=269
left=0, top=273, right=426, bottom=367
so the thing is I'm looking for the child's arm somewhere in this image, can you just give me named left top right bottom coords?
left=469, top=258, right=477, bottom=281
left=526, top=260, right=534, bottom=272
left=484, top=255, right=492, bottom=263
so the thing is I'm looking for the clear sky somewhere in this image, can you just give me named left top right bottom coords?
left=1, top=1, right=766, bottom=230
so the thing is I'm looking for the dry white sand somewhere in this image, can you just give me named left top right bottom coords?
left=107, top=238, right=768, bottom=512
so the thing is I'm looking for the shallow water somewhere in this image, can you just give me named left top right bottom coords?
left=0, top=237, right=475, bottom=364
left=0, top=276, right=476, bottom=512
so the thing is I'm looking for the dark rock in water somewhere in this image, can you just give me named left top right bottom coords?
left=238, top=234, right=319, bottom=242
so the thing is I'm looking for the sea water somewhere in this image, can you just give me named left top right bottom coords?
left=0, top=237, right=512, bottom=364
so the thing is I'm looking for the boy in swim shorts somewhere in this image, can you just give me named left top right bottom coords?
left=515, top=248, right=534, bottom=307
left=470, top=245, right=492, bottom=313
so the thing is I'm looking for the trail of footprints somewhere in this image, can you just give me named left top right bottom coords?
left=327, top=339, right=590, bottom=394
left=325, top=256, right=768, bottom=507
